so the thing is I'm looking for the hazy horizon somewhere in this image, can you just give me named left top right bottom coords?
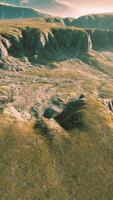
left=0, top=0, right=113, bottom=17
left=20, top=0, right=113, bottom=17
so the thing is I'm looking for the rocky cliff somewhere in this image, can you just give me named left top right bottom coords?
left=0, top=20, right=91, bottom=65
left=87, top=29, right=113, bottom=51
left=1, top=18, right=113, bottom=68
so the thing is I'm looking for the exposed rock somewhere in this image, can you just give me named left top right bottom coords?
left=87, top=29, right=113, bottom=51
left=88, top=34, right=92, bottom=50
left=22, top=28, right=46, bottom=56
left=108, top=101, right=113, bottom=112
left=0, top=24, right=90, bottom=66
left=51, top=97, right=65, bottom=108
left=0, top=40, right=8, bottom=59
left=7, top=34, right=23, bottom=57
left=31, top=107, right=39, bottom=118
left=47, top=28, right=90, bottom=56
left=0, top=35, right=11, bottom=49
left=55, top=97, right=86, bottom=130
left=43, top=107, right=58, bottom=119
left=79, top=94, right=86, bottom=100
left=103, top=99, right=113, bottom=112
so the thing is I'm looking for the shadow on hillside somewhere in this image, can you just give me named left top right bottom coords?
left=28, top=50, right=87, bottom=67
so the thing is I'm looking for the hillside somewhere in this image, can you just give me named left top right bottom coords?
left=0, top=3, right=49, bottom=19
left=71, top=13, right=113, bottom=29
left=0, top=19, right=113, bottom=199
left=0, top=0, right=72, bottom=17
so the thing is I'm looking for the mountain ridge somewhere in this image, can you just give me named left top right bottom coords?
left=0, top=2, right=52, bottom=19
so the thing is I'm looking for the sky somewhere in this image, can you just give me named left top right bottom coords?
left=22, top=0, right=113, bottom=17
left=0, top=0, right=113, bottom=17
left=54, top=0, right=113, bottom=17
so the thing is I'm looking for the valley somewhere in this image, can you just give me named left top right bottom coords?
left=0, top=17, right=113, bottom=200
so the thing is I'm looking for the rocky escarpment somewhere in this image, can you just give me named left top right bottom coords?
left=0, top=24, right=91, bottom=66
left=1, top=19, right=113, bottom=68
left=22, top=27, right=91, bottom=60
left=87, top=29, right=113, bottom=51
left=70, top=13, right=113, bottom=29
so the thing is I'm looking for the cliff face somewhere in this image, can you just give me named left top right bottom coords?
left=87, top=29, right=113, bottom=51
left=71, top=13, right=113, bottom=29
left=1, top=19, right=113, bottom=67
left=0, top=22, right=90, bottom=64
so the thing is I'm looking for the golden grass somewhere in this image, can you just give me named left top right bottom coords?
left=0, top=96, right=113, bottom=199
left=0, top=18, right=85, bottom=36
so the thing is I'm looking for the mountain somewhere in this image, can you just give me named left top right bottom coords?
left=0, top=0, right=72, bottom=17
left=70, top=13, right=113, bottom=29
left=0, top=3, right=51, bottom=19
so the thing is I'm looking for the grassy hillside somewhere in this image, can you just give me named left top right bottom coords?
left=70, top=13, right=113, bottom=29
left=0, top=96, right=113, bottom=200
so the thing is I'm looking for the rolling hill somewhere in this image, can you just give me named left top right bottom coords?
left=70, top=13, right=113, bottom=29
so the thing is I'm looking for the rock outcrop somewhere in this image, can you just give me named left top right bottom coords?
left=0, top=40, right=8, bottom=59
left=55, top=96, right=113, bottom=133
left=43, top=107, right=58, bottom=119
left=55, top=97, right=86, bottom=131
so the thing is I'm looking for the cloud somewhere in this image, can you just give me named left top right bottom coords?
left=1, top=0, right=113, bottom=17
left=55, top=0, right=74, bottom=8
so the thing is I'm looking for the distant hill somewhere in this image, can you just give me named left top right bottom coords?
left=71, top=13, right=113, bottom=29
left=0, top=3, right=50, bottom=19
left=63, top=17, right=76, bottom=26
left=0, top=0, right=71, bottom=17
